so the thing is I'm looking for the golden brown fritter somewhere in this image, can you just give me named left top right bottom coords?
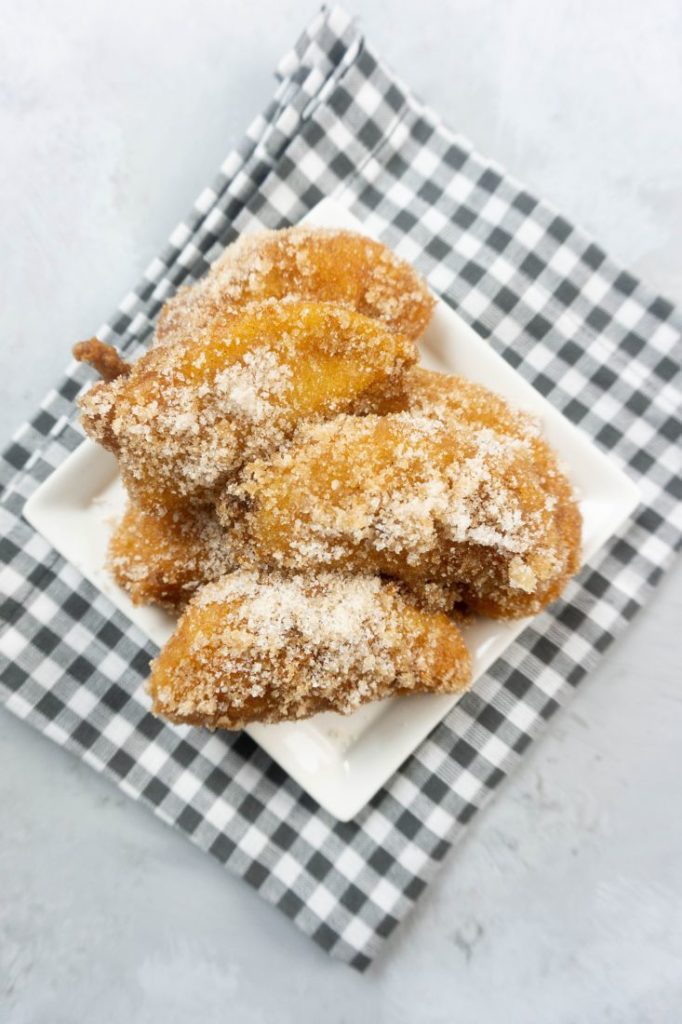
left=155, top=227, right=434, bottom=346
left=108, top=504, right=240, bottom=611
left=71, top=218, right=589, bottom=734
left=78, top=300, right=415, bottom=515
left=221, top=412, right=581, bottom=619
left=148, top=570, right=472, bottom=730
left=372, top=366, right=538, bottom=438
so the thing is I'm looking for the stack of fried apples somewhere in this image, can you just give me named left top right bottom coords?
left=75, top=227, right=581, bottom=730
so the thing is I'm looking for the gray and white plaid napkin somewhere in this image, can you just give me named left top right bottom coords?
left=1, top=6, right=680, bottom=971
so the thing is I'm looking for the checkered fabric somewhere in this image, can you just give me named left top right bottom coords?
left=1, top=5, right=681, bottom=971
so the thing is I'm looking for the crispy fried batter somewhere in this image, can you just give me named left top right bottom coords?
left=373, top=366, right=538, bottom=437
left=72, top=220, right=586, bottom=730
left=148, top=570, right=472, bottom=729
left=108, top=504, right=241, bottom=610
left=222, top=411, right=581, bottom=619
left=79, top=300, right=415, bottom=514
left=155, top=227, right=434, bottom=346
left=73, top=339, right=131, bottom=382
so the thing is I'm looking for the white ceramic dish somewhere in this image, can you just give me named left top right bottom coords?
left=24, top=199, right=640, bottom=820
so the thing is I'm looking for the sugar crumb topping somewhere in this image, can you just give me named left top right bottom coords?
left=154, top=227, right=434, bottom=346
left=150, top=570, right=471, bottom=725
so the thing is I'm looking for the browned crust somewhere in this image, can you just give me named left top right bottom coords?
left=73, top=339, right=131, bottom=382
left=148, top=570, right=472, bottom=729
left=154, top=227, right=435, bottom=347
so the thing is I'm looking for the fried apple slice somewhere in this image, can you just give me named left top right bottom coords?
left=148, top=570, right=472, bottom=729
left=77, top=300, right=415, bottom=514
left=155, top=227, right=434, bottom=346
left=370, top=366, right=538, bottom=438
left=222, top=411, right=581, bottom=620
left=108, top=504, right=241, bottom=611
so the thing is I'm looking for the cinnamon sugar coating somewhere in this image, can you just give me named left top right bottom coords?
left=70, top=226, right=584, bottom=730
left=148, top=570, right=472, bottom=729
left=108, top=504, right=241, bottom=611
left=78, top=300, right=415, bottom=515
left=374, top=366, right=538, bottom=437
left=154, top=227, right=434, bottom=346
left=221, top=409, right=581, bottom=619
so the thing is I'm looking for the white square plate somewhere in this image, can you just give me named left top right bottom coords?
left=24, top=199, right=640, bottom=820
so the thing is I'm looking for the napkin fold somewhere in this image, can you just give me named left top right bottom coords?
left=1, top=5, right=680, bottom=970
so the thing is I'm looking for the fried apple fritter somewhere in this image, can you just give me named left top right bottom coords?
left=222, top=412, right=581, bottom=619
left=372, top=366, right=538, bottom=438
left=155, top=227, right=434, bottom=346
left=108, top=504, right=240, bottom=610
left=148, top=570, right=472, bottom=729
left=78, top=301, right=415, bottom=515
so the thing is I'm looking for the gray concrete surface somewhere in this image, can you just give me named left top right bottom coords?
left=1, top=1, right=681, bottom=1020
